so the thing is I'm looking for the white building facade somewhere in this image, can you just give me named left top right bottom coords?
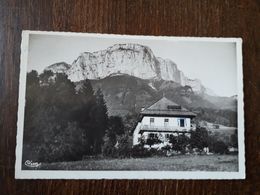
left=133, top=97, right=196, bottom=145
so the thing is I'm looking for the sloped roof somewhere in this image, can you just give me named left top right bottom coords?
left=141, top=97, right=196, bottom=117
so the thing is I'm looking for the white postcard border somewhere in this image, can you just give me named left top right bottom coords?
left=15, top=30, right=245, bottom=179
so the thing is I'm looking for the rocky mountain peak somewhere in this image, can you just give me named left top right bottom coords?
left=45, top=43, right=213, bottom=95
left=45, top=62, right=71, bottom=73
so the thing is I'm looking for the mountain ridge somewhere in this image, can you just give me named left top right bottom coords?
left=45, top=43, right=214, bottom=96
left=78, top=74, right=237, bottom=122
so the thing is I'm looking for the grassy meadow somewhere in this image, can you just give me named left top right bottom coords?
left=28, top=154, right=238, bottom=171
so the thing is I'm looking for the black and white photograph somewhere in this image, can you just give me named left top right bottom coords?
left=15, top=31, right=244, bottom=179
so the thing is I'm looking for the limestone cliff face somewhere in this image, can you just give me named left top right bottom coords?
left=46, top=43, right=212, bottom=95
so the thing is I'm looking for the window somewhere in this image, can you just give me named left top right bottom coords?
left=167, top=105, right=181, bottom=110
left=179, top=119, right=185, bottom=127
left=164, top=118, right=169, bottom=126
left=150, top=118, right=155, bottom=125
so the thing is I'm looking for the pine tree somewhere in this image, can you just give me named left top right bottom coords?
left=95, top=88, right=108, bottom=127
left=52, top=73, right=76, bottom=122
left=92, top=88, right=108, bottom=154
left=75, top=79, right=96, bottom=127
left=74, top=79, right=97, bottom=155
left=78, top=79, right=95, bottom=104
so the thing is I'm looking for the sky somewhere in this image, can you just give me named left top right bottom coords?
left=27, top=34, right=238, bottom=97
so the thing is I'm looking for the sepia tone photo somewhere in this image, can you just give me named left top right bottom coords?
left=15, top=31, right=244, bottom=179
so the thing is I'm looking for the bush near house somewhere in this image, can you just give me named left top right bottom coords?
left=208, top=139, right=229, bottom=154
left=169, top=134, right=190, bottom=154
left=146, top=135, right=162, bottom=147
left=190, top=127, right=209, bottom=153
left=131, top=144, right=152, bottom=158
left=129, top=126, right=237, bottom=157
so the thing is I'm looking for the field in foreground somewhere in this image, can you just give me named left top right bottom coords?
left=29, top=155, right=238, bottom=171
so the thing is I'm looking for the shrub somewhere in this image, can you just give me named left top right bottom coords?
left=32, top=122, right=88, bottom=163
left=146, top=135, right=162, bottom=147
left=149, top=148, right=160, bottom=156
left=190, top=127, right=209, bottom=153
left=102, top=134, right=132, bottom=158
left=116, top=134, right=132, bottom=158
left=161, top=144, right=171, bottom=151
left=169, top=134, right=190, bottom=154
left=131, top=144, right=152, bottom=158
left=209, top=140, right=228, bottom=154
left=102, top=144, right=117, bottom=157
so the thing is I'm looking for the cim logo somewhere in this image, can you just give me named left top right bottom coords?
left=24, top=160, right=41, bottom=168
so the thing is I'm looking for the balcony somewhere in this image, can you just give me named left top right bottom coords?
left=139, top=124, right=192, bottom=133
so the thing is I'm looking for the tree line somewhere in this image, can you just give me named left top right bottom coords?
left=23, top=70, right=125, bottom=163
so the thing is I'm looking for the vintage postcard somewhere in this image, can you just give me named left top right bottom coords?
left=15, top=31, right=245, bottom=179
